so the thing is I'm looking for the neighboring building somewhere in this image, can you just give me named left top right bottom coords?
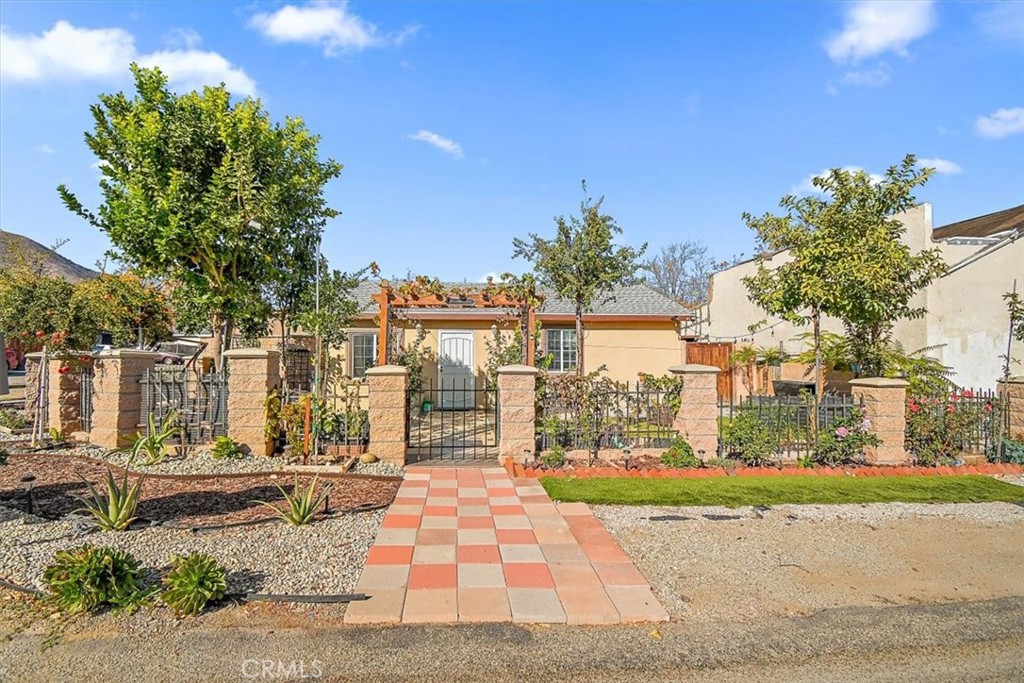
left=697, top=203, right=1024, bottom=392
left=332, top=282, right=693, bottom=386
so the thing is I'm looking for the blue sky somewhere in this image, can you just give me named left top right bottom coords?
left=1, top=1, right=1022, bottom=281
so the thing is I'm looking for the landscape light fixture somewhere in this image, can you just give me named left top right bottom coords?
left=21, top=474, right=36, bottom=515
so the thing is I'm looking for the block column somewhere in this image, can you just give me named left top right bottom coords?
left=849, top=377, right=910, bottom=465
left=23, top=352, right=44, bottom=426
left=498, top=364, right=539, bottom=461
left=91, top=350, right=159, bottom=448
left=998, top=376, right=1024, bottom=441
left=670, top=364, right=720, bottom=461
left=46, top=354, right=91, bottom=435
left=366, top=365, right=408, bottom=465
left=224, top=348, right=281, bottom=453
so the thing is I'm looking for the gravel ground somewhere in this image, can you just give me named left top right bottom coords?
left=0, top=503, right=384, bottom=595
left=596, top=499, right=1024, bottom=622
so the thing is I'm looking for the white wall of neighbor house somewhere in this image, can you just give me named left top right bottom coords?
left=703, top=203, right=1023, bottom=390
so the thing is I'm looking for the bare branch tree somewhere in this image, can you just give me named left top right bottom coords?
left=642, top=240, right=715, bottom=307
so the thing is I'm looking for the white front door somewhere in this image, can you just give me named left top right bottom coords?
left=438, top=330, right=474, bottom=410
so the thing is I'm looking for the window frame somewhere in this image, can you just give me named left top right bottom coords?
left=545, top=328, right=578, bottom=373
left=350, top=332, right=378, bottom=379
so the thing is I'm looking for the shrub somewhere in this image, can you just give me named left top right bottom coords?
left=988, top=437, right=1024, bottom=465
left=539, top=444, right=566, bottom=468
left=0, top=408, right=30, bottom=430
left=210, top=436, right=246, bottom=460
left=42, top=546, right=151, bottom=614
left=254, top=476, right=331, bottom=526
left=125, top=410, right=178, bottom=466
left=160, top=552, right=227, bottom=616
left=660, top=437, right=698, bottom=468
left=0, top=448, right=8, bottom=466
left=813, top=407, right=880, bottom=467
left=720, top=411, right=780, bottom=466
left=74, top=469, right=144, bottom=532
left=906, top=391, right=993, bottom=466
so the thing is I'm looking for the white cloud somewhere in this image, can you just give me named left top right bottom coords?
left=0, top=21, right=256, bottom=95
left=34, top=143, right=55, bottom=155
left=975, top=107, right=1024, bottom=139
left=841, top=63, right=891, bottom=87
left=791, top=166, right=884, bottom=195
left=973, top=1, right=1024, bottom=44
left=164, top=28, right=203, bottom=50
left=138, top=50, right=257, bottom=97
left=249, top=1, right=418, bottom=55
left=0, top=20, right=135, bottom=81
left=477, top=272, right=500, bottom=283
left=825, top=1, right=936, bottom=63
left=917, top=157, right=964, bottom=175
left=406, top=130, right=464, bottom=158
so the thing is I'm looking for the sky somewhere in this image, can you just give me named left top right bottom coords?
left=1, top=0, right=1023, bottom=282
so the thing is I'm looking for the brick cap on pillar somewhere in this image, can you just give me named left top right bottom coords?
left=95, top=349, right=159, bottom=360
left=223, top=348, right=280, bottom=360
left=366, top=365, right=409, bottom=377
left=1000, top=375, right=1024, bottom=384
left=669, top=364, right=720, bottom=375
left=849, top=377, right=909, bottom=388
left=24, top=352, right=44, bottom=361
left=497, top=365, right=539, bottom=376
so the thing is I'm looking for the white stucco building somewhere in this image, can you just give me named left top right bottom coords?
left=697, top=203, right=1024, bottom=390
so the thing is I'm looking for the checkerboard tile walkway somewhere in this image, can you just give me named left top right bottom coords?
left=344, top=466, right=669, bottom=625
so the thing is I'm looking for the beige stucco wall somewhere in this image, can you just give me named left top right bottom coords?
left=704, top=203, right=1022, bottom=390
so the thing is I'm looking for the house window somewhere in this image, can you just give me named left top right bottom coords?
left=546, top=329, right=577, bottom=373
left=351, top=333, right=378, bottom=378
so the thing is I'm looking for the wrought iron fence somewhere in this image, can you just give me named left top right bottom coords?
left=139, top=366, right=228, bottom=444
left=905, top=388, right=1004, bottom=463
left=79, top=364, right=94, bottom=432
left=284, top=348, right=314, bottom=396
left=319, top=380, right=370, bottom=448
left=407, top=377, right=499, bottom=461
left=537, top=379, right=679, bottom=452
left=718, top=393, right=861, bottom=459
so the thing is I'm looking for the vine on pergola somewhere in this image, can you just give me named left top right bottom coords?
left=371, top=274, right=543, bottom=367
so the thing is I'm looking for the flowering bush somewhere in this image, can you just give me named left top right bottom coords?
left=905, top=390, right=996, bottom=466
left=813, top=407, right=880, bottom=466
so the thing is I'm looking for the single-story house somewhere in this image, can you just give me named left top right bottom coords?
left=696, top=203, right=1024, bottom=395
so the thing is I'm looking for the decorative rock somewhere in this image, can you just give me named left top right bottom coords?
left=359, top=452, right=379, bottom=464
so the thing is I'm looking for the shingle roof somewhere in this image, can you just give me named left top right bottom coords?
left=351, top=280, right=691, bottom=318
left=932, top=204, right=1024, bottom=240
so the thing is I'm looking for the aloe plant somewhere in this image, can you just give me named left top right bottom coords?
left=43, top=545, right=152, bottom=614
left=74, top=469, right=144, bottom=531
left=254, top=476, right=332, bottom=526
left=123, top=410, right=179, bottom=466
left=160, top=552, right=228, bottom=616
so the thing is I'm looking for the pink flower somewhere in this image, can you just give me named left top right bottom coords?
left=984, top=403, right=993, bottom=413
left=961, top=389, right=974, bottom=399
left=946, top=405, right=955, bottom=414
left=909, top=403, right=920, bottom=414
left=835, top=426, right=849, bottom=439
left=57, top=365, right=70, bottom=376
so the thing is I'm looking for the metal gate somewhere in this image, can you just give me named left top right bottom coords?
left=406, top=377, right=498, bottom=461
left=79, top=364, right=94, bottom=432
left=139, top=367, right=228, bottom=444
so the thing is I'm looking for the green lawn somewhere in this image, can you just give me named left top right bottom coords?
left=540, top=475, right=1024, bottom=508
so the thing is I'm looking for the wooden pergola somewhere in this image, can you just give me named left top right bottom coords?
left=371, top=280, right=537, bottom=367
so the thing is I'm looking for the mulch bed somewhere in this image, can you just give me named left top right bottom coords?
left=0, top=453, right=400, bottom=527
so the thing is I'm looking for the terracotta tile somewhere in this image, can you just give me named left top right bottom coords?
left=387, top=504, right=424, bottom=516
left=504, top=562, right=554, bottom=589
left=533, top=527, right=577, bottom=545
left=412, top=544, right=457, bottom=565
left=495, top=529, right=537, bottom=545
left=343, top=588, right=406, bottom=624
left=604, top=586, right=669, bottom=622
left=373, top=528, right=418, bottom=546
left=593, top=562, right=649, bottom=587
left=430, top=470, right=458, bottom=480
left=499, top=544, right=546, bottom=563
left=519, top=494, right=552, bottom=504
left=486, top=488, right=517, bottom=497
left=456, top=487, right=487, bottom=498
left=399, top=480, right=429, bottom=488
left=396, top=488, right=428, bottom=499
left=420, top=516, right=457, bottom=529
left=507, top=588, right=566, bottom=624
left=425, top=496, right=458, bottom=507
left=458, top=587, right=511, bottom=623
left=529, top=515, right=571, bottom=530
left=423, top=506, right=458, bottom=517
left=457, top=516, right=495, bottom=529
left=403, top=472, right=431, bottom=481
left=355, top=565, right=410, bottom=590
left=366, top=545, right=414, bottom=566
left=491, top=505, right=526, bottom=516
left=456, top=497, right=489, bottom=507
left=408, top=564, right=458, bottom=590
left=456, top=544, right=501, bottom=564
left=556, top=584, right=620, bottom=625
left=486, top=496, right=521, bottom=506
left=392, top=496, right=428, bottom=506
left=540, top=543, right=590, bottom=564
left=457, top=505, right=492, bottom=517
left=458, top=563, right=506, bottom=588
left=579, top=542, right=631, bottom=564
left=416, top=528, right=457, bottom=546
left=458, top=528, right=498, bottom=545
left=547, top=560, right=603, bottom=589
left=492, top=515, right=532, bottom=530
left=522, top=503, right=559, bottom=517
left=403, top=588, right=457, bottom=623
left=381, top=514, right=422, bottom=529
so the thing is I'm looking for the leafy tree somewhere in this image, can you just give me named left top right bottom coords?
left=642, top=240, right=716, bottom=307
left=513, top=181, right=646, bottom=376
left=58, top=65, right=342, bottom=369
left=73, top=273, right=173, bottom=348
left=293, top=259, right=368, bottom=387
left=742, top=154, right=947, bottom=385
left=1001, top=291, right=1024, bottom=379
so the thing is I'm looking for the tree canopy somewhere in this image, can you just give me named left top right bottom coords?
left=58, top=65, right=342, bottom=367
left=742, top=154, right=947, bottom=378
left=642, top=240, right=716, bottom=308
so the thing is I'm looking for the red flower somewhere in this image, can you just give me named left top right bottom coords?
left=35, top=330, right=45, bottom=338
left=985, top=403, right=993, bottom=413
left=57, top=365, right=70, bottom=375
left=78, top=355, right=91, bottom=363
left=909, top=403, right=921, bottom=414
left=961, top=389, right=974, bottom=398
left=946, top=405, right=955, bottom=413
left=950, top=393, right=959, bottom=402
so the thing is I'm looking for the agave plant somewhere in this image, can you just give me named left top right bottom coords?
left=123, top=410, right=179, bottom=466
left=74, top=469, right=144, bottom=532
left=42, top=545, right=151, bottom=614
left=254, top=476, right=332, bottom=526
left=161, top=552, right=228, bottom=616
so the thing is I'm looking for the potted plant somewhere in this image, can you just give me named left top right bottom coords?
left=263, top=389, right=281, bottom=457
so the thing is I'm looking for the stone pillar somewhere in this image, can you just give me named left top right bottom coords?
left=0, top=334, right=7, bottom=396
left=46, top=355, right=90, bottom=435
left=91, top=350, right=159, bottom=448
left=224, top=348, right=281, bottom=453
left=998, top=376, right=1024, bottom=440
left=498, top=365, right=539, bottom=461
left=849, top=377, right=910, bottom=465
left=670, top=364, right=720, bottom=461
left=23, top=352, right=44, bottom=425
left=366, top=365, right=408, bottom=465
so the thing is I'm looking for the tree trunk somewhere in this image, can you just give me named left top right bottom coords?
left=812, top=306, right=821, bottom=444
left=575, top=302, right=585, bottom=377
left=211, top=316, right=224, bottom=373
